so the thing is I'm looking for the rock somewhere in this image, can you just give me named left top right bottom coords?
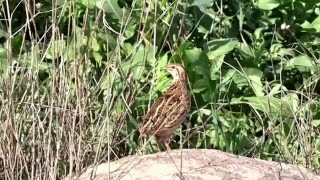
left=71, top=149, right=320, bottom=180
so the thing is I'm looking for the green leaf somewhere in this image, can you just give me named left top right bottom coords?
left=90, top=37, right=100, bottom=52
left=243, top=68, right=264, bottom=96
left=121, top=45, right=151, bottom=80
left=257, top=0, right=280, bottom=10
left=155, top=54, right=168, bottom=76
left=238, top=5, right=245, bottom=31
left=124, top=18, right=138, bottom=40
left=92, top=52, right=102, bottom=65
left=248, top=75, right=264, bottom=97
left=269, top=84, right=285, bottom=95
left=229, top=68, right=263, bottom=96
left=18, top=53, right=51, bottom=73
left=231, top=96, right=292, bottom=117
left=63, top=27, right=84, bottom=61
left=283, top=93, right=299, bottom=112
left=122, top=43, right=133, bottom=56
left=270, top=43, right=295, bottom=58
left=237, top=42, right=254, bottom=58
left=210, top=55, right=224, bottom=80
left=312, top=119, right=320, bottom=127
left=207, top=39, right=238, bottom=58
left=193, top=79, right=209, bottom=93
left=101, top=0, right=123, bottom=19
left=189, top=0, right=214, bottom=17
left=301, top=15, right=320, bottom=32
left=154, top=55, right=170, bottom=93
left=184, top=47, right=210, bottom=78
left=254, top=27, right=267, bottom=40
left=79, top=0, right=123, bottom=19
left=101, top=72, right=123, bottom=96
left=11, top=35, right=25, bottom=54
left=221, top=69, right=236, bottom=85
left=0, top=47, right=7, bottom=78
left=153, top=74, right=171, bottom=94
left=98, top=31, right=117, bottom=49
left=191, top=0, right=214, bottom=7
left=286, top=55, right=315, bottom=73
left=46, top=40, right=66, bottom=59
left=218, top=117, right=230, bottom=128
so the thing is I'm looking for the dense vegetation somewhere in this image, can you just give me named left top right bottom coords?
left=1, top=0, right=320, bottom=179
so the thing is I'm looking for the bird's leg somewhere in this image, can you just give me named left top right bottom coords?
left=164, top=139, right=171, bottom=152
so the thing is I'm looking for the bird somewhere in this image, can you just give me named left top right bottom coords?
left=139, top=63, right=191, bottom=151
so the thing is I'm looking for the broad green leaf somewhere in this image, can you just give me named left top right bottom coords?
left=185, top=47, right=210, bottom=78
left=218, top=117, right=230, bottom=128
left=153, top=74, right=171, bottom=94
left=301, top=15, right=320, bottom=32
left=63, top=26, right=84, bottom=61
left=98, top=31, right=117, bottom=49
left=56, top=0, right=67, bottom=6
left=155, top=54, right=168, bottom=75
left=81, top=0, right=123, bottom=19
left=154, top=54, right=170, bottom=93
left=230, top=68, right=263, bottom=95
left=243, top=68, right=264, bottom=96
left=312, top=119, right=320, bottom=127
left=233, top=74, right=248, bottom=89
left=301, top=21, right=313, bottom=30
left=190, top=0, right=214, bottom=16
left=191, top=0, right=214, bottom=7
left=18, top=53, right=51, bottom=73
left=124, top=18, right=138, bottom=40
left=270, top=44, right=283, bottom=58
left=46, top=40, right=66, bottom=59
left=193, top=79, right=209, bottom=93
left=269, top=84, right=284, bottom=95
left=207, top=39, right=238, bottom=58
left=90, top=37, right=100, bottom=52
left=121, top=45, right=150, bottom=80
left=10, top=35, right=24, bottom=54
left=286, top=55, right=315, bottom=73
left=287, top=55, right=313, bottom=67
left=243, top=68, right=263, bottom=77
left=201, top=90, right=214, bottom=102
left=231, top=96, right=292, bottom=117
left=248, top=75, right=264, bottom=97
left=221, top=69, right=236, bottom=85
left=122, top=43, right=133, bottom=56
left=92, top=52, right=102, bottom=65
left=237, top=42, right=254, bottom=58
left=101, top=73, right=123, bottom=96
left=257, top=0, right=280, bottom=10
left=283, top=93, right=299, bottom=112
left=210, top=55, right=224, bottom=80
left=254, top=27, right=267, bottom=40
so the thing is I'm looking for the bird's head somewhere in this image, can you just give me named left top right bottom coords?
left=165, top=63, right=186, bottom=81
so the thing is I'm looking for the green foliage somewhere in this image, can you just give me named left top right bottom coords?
left=1, top=0, right=320, bottom=179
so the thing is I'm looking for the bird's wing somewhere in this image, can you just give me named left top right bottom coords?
left=139, top=87, right=188, bottom=136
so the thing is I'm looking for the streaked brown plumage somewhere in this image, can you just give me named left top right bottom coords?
left=139, top=63, right=190, bottom=151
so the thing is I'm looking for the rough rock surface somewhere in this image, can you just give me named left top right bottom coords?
left=72, top=149, right=320, bottom=180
